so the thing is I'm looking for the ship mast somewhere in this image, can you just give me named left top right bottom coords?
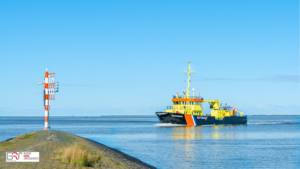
left=183, top=62, right=195, bottom=98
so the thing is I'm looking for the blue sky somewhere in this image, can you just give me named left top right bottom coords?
left=0, top=0, right=299, bottom=116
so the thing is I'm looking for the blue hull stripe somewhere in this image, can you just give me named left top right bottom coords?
left=192, top=115, right=197, bottom=126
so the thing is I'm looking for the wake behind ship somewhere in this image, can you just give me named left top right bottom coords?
left=155, top=62, right=247, bottom=126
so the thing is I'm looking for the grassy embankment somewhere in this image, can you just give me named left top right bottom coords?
left=0, top=130, right=155, bottom=169
left=56, top=142, right=102, bottom=167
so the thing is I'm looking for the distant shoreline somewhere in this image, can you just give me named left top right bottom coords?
left=248, top=115, right=300, bottom=117
left=0, top=115, right=157, bottom=117
left=0, top=115, right=299, bottom=117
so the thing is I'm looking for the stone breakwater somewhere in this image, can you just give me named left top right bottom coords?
left=0, top=130, right=155, bottom=169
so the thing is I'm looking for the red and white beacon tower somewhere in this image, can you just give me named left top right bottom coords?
left=38, top=68, right=59, bottom=130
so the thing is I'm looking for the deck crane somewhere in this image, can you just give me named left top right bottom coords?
left=203, top=99, right=243, bottom=119
left=203, top=99, right=220, bottom=110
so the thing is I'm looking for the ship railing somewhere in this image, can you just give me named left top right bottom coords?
left=166, top=106, right=173, bottom=110
left=220, top=106, right=232, bottom=110
left=172, top=106, right=194, bottom=111
left=173, top=95, right=203, bottom=99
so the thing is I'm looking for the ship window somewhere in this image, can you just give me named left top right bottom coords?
left=179, top=101, right=181, bottom=104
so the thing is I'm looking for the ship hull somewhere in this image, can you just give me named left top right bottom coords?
left=155, top=112, right=247, bottom=126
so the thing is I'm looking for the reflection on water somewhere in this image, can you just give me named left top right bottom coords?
left=172, top=126, right=203, bottom=140
left=170, top=125, right=252, bottom=168
left=172, top=133, right=203, bottom=140
left=171, top=125, right=243, bottom=140
left=211, top=125, right=233, bottom=139
left=172, top=126, right=199, bottom=169
left=1, top=116, right=299, bottom=169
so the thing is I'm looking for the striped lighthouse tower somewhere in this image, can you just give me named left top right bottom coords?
left=39, top=68, right=59, bottom=130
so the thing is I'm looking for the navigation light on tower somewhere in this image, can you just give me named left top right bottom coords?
left=38, top=68, right=59, bottom=130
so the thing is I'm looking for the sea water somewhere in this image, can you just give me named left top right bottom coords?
left=0, top=116, right=299, bottom=169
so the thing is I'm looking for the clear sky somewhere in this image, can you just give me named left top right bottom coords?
left=0, top=0, right=299, bottom=116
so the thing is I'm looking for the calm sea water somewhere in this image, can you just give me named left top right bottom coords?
left=0, top=116, right=299, bottom=169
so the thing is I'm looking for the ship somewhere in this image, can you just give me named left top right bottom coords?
left=155, top=62, right=247, bottom=126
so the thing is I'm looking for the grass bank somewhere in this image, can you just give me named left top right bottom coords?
left=0, top=130, right=155, bottom=169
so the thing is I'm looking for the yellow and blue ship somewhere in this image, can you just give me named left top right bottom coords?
left=155, top=62, right=247, bottom=126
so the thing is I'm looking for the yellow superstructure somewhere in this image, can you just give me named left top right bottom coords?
left=166, top=62, right=204, bottom=116
left=203, top=99, right=243, bottom=119
left=166, top=62, right=244, bottom=119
